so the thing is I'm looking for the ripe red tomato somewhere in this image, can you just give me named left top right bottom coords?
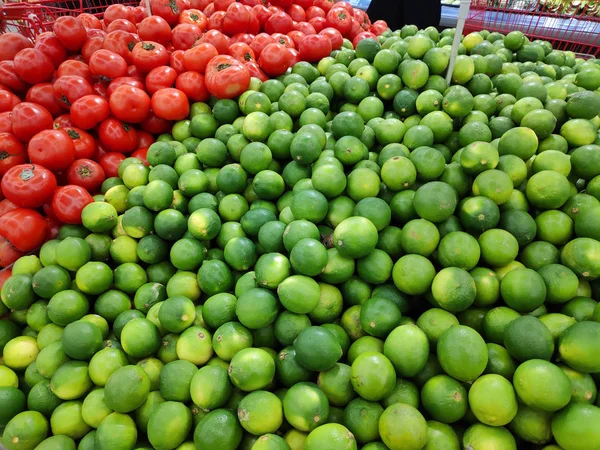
left=258, top=43, right=292, bottom=76
left=326, top=7, right=352, bottom=34
left=223, top=2, right=251, bottom=35
left=103, top=30, right=139, bottom=65
left=250, top=33, right=275, bottom=59
left=200, top=30, right=230, bottom=54
left=287, top=4, right=306, bottom=22
left=180, top=9, right=208, bottom=30
left=53, top=16, right=87, bottom=51
left=190, top=0, right=211, bottom=9
left=347, top=17, right=362, bottom=39
left=353, top=9, right=371, bottom=31
left=306, top=6, right=326, bottom=20
left=67, top=159, right=106, bottom=193
left=308, top=16, right=327, bottom=33
left=98, top=118, right=138, bottom=153
left=53, top=114, right=74, bottom=129
left=109, top=85, right=151, bottom=123
left=228, top=42, right=255, bottom=62
left=104, top=4, right=135, bottom=24
left=78, top=12, right=103, bottom=29
left=245, top=61, right=268, bottom=82
left=230, top=33, right=254, bottom=45
left=137, top=16, right=172, bottom=46
left=288, top=48, right=301, bottom=66
left=253, top=4, right=272, bottom=26
left=172, top=24, right=204, bottom=51
left=0, top=61, right=28, bottom=93
left=0, top=208, right=48, bottom=253
left=25, top=84, right=62, bottom=117
left=265, top=11, right=294, bottom=34
left=214, top=0, right=236, bottom=10
left=299, top=34, right=332, bottom=62
left=57, top=60, right=93, bottom=83
left=0, top=133, right=26, bottom=176
left=65, top=127, right=97, bottom=159
left=320, top=27, right=344, bottom=50
left=140, top=111, right=172, bottom=134
left=28, top=129, right=76, bottom=171
left=106, top=76, right=145, bottom=98
left=1, top=164, right=57, bottom=208
left=81, top=36, right=105, bottom=63
left=90, top=50, right=128, bottom=80
left=0, top=199, right=18, bottom=218
left=295, top=0, right=312, bottom=8
left=204, top=2, right=216, bottom=16
left=245, top=6, right=260, bottom=34
left=145, top=66, right=178, bottom=95
left=106, top=18, right=137, bottom=34
left=183, top=43, right=219, bottom=73
left=176, top=71, right=210, bottom=102
left=170, top=50, right=187, bottom=74
left=131, top=42, right=170, bottom=73
left=371, top=20, right=388, bottom=35
left=100, top=152, right=126, bottom=178
left=151, top=88, right=190, bottom=121
left=137, top=130, right=154, bottom=148
left=70, top=95, right=110, bottom=129
left=270, top=0, right=292, bottom=8
left=313, top=0, right=334, bottom=12
left=0, top=239, right=25, bottom=268
left=353, top=31, right=378, bottom=47
left=131, top=147, right=149, bottom=165
left=205, top=55, right=251, bottom=99
left=0, top=112, right=12, bottom=133
left=11, top=102, right=54, bottom=143
left=53, top=76, right=93, bottom=110
left=287, top=31, right=307, bottom=49
left=209, top=10, right=226, bottom=30
left=0, top=33, right=33, bottom=62
left=150, top=0, right=188, bottom=26
left=132, top=6, right=147, bottom=23
left=35, top=34, right=67, bottom=68
left=0, top=90, right=20, bottom=114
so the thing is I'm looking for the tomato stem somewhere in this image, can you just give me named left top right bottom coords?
left=19, top=165, right=35, bottom=181
left=190, top=13, right=199, bottom=21
left=60, top=94, right=71, bottom=106
left=77, top=164, right=93, bottom=179
left=169, top=0, right=181, bottom=14
left=217, top=63, right=232, bottom=71
left=66, top=129, right=80, bottom=139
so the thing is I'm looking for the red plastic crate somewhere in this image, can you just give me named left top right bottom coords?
left=465, top=0, right=600, bottom=57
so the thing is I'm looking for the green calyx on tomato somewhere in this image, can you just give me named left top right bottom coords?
left=66, top=129, right=81, bottom=140
left=19, top=165, right=36, bottom=181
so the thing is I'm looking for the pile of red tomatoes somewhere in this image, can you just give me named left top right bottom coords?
left=0, top=0, right=385, bottom=267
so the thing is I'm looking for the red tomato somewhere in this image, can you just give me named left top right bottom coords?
left=67, top=159, right=106, bottom=193
left=326, top=7, right=352, bottom=34
left=0, top=208, right=48, bottom=252
left=371, top=20, right=388, bottom=35
left=299, top=33, right=332, bottom=62
left=287, top=4, right=306, bottom=22
left=294, top=21, right=316, bottom=35
left=131, top=148, right=149, bottom=165
left=295, top=0, right=312, bottom=8
left=0, top=112, right=11, bottom=133
left=214, top=0, right=236, bottom=10
left=103, top=30, right=139, bottom=65
left=0, top=90, right=20, bottom=114
left=151, top=88, right=190, bottom=121
left=287, top=30, right=307, bottom=49
left=313, top=0, right=334, bottom=12
left=70, top=95, right=110, bottom=130
left=271, top=33, right=294, bottom=49
left=172, top=24, right=204, bottom=51
left=53, top=76, right=93, bottom=110
left=208, top=13, right=225, bottom=31
left=230, top=33, right=254, bottom=45
left=81, top=36, right=105, bottom=63
left=150, top=0, right=188, bottom=26
left=78, top=12, right=103, bottom=29
left=190, top=0, right=211, bottom=8
left=288, top=48, right=301, bottom=66
left=131, top=41, right=170, bottom=73
left=0, top=133, right=26, bottom=177
left=200, top=30, right=230, bottom=54
left=306, top=6, right=326, bottom=20
left=53, top=16, right=87, bottom=52
left=223, top=2, right=251, bottom=35
left=308, top=16, right=327, bottom=32
left=35, top=34, right=67, bottom=68
left=106, top=77, right=145, bottom=98
left=253, top=5, right=272, bottom=26
left=140, top=111, right=172, bottom=134
left=246, top=6, right=260, bottom=34
left=98, top=118, right=138, bottom=153
left=205, top=55, right=251, bottom=99
left=65, top=127, right=97, bottom=159
left=0, top=61, right=28, bottom=93
left=28, top=129, right=76, bottom=171
left=245, top=61, right=269, bottom=82
left=137, top=130, right=154, bottom=148
left=250, top=33, right=275, bottom=59
left=57, top=60, right=93, bottom=84
left=0, top=199, right=18, bottom=218
left=137, top=16, right=172, bottom=46
left=270, top=0, right=292, bottom=8
left=109, top=85, right=151, bottom=123
left=53, top=114, right=74, bottom=129
left=179, top=9, right=208, bottom=30
left=176, top=71, right=210, bottom=102
left=1, top=164, right=57, bottom=208
left=170, top=50, right=187, bottom=74
left=11, top=102, right=54, bottom=143
left=183, top=43, right=219, bottom=73
left=99, top=152, right=126, bottom=178
left=347, top=17, right=362, bottom=39
left=0, top=238, right=25, bottom=268
left=145, top=66, right=178, bottom=95
left=258, top=43, right=291, bottom=76
left=228, top=42, right=256, bottom=62
left=203, top=2, right=216, bottom=17
left=106, top=18, right=137, bottom=34
left=353, top=31, right=378, bottom=47
left=265, top=12, right=294, bottom=34
left=0, top=33, right=33, bottom=62
left=353, top=9, right=371, bottom=31
left=26, top=84, right=62, bottom=117
left=104, top=4, right=135, bottom=24
left=51, top=185, right=93, bottom=225
left=90, top=50, right=128, bottom=80
left=132, top=6, right=147, bottom=23
left=0, top=268, right=12, bottom=290
left=319, top=27, right=344, bottom=50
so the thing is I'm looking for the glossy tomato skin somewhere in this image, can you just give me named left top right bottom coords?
left=109, top=85, right=151, bottom=123
left=228, top=42, right=255, bottom=62
left=137, top=16, right=172, bottom=46
left=150, top=0, right=188, bottom=26
left=172, top=24, right=204, bottom=51
left=136, top=130, right=154, bottom=148
left=308, top=16, right=327, bottom=33
left=140, top=111, right=172, bottom=135
left=132, top=148, right=149, bottom=165
left=0, top=112, right=12, bottom=134
left=250, top=33, right=275, bottom=59
left=0, top=91, right=20, bottom=114
left=11, top=103, right=54, bottom=143
left=314, top=0, right=334, bottom=12
left=179, top=9, right=208, bottom=30
left=132, top=42, right=170, bottom=73
left=0, top=208, right=49, bottom=252
left=25, top=84, right=61, bottom=117
left=230, top=33, right=254, bottom=45
left=67, top=159, right=106, bottom=193
left=326, top=7, right=352, bottom=34
left=145, top=66, right=178, bottom=95
left=90, top=50, right=128, bottom=80
left=0, top=33, right=33, bottom=62
left=199, top=30, right=230, bottom=54
left=99, top=152, right=126, bottom=178
left=293, top=22, right=316, bottom=35
left=53, top=114, right=74, bottom=129
left=253, top=5, right=272, bottom=26
left=353, top=31, right=378, bottom=47
left=98, top=118, right=138, bottom=153
left=57, top=60, right=93, bottom=83
left=0, top=61, right=28, bottom=93
left=81, top=36, right=105, bottom=64
left=190, top=0, right=211, bottom=9
left=28, top=129, right=76, bottom=172
left=35, top=34, right=67, bottom=68
left=176, top=71, right=210, bottom=102
left=0, top=133, right=26, bottom=176
left=203, top=2, right=216, bottom=17
left=1, top=163, right=57, bottom=208
left=70, top=95, right=110, bottom=129
left=299, top=33, right=332, bottom=62
left=306, top=6, right=326, bottom=20
left=103, top=30, right=138, bottom=65
left=209, top=10, right=226, bottom=31
left=151, top=88, right=190, bottom=121
left=65, top=127, right=97, bottom=159
left=78, top=12, right=103, bottom=29
left=206, top=55, right=251, bottom=99
left=353, top=9, right=371, bottom=30
left=52, top=184, right=94, bottom=225
left=223, top=2, right=251, bottom=35
left=0, top=199, right=17, bottom=218
left=53, top=76, right=93, bottom=110
left=288, top=48, right=301, bottom=66
left=106, top=76, right=145, bottom=98
left=214, top=0, right=236, bottom=11
left=184, top=43, right=219, bottom=73
left=106, top=18, right=137, bottom=34
left=265, top=12, right=294, bottom=34
left=245, top=61, right=268, bottom=82
left=287, top=4, right=306, bottom=22
left=371, top=20, right=388, bottom=35
left=319, top=27, right=344, bottom=50
left=271, top=33, right=294, bottom=49
left=104, top=4, right=135, bottom=24
left=0, top=238, right=25, bottom=268
left=53, top=16, right=87, bottom=51
left=258, top=43, right=291, bottom=76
